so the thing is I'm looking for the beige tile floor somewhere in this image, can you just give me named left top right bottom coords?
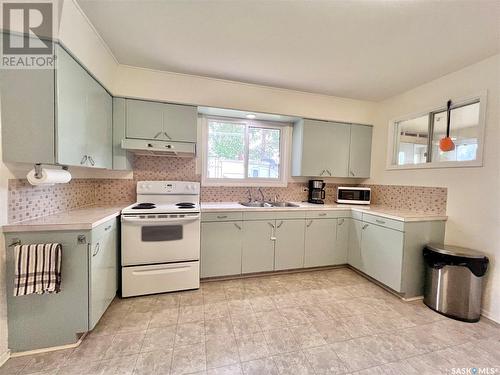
left=1, top=268, right=499, bottom=375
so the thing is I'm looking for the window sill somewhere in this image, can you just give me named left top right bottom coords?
left=201, top=180, right=288, bottom=188
left=386, top=160, right=483, bottom=171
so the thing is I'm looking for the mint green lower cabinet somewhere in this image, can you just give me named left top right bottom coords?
left=274, top=219, right=305, bottom=270
left=304, top=219, right=337, bottom=267
left=360, top=223, right=404, bottom=292
left=347, top=219, right=363, bottom=270
left=89, top=221, right=118, bottom=330
left=242, top=220, right=275, bottom=273
left=201, top=221, right=243, bottom=277
left=334, top=218, right=349, bottom=264
left=4, top=218, right=118, bottom=352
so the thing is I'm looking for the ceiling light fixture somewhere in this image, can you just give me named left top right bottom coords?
left=246, top=114, right=256, bottom=119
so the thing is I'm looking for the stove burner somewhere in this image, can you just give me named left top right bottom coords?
left=176, top=202, right=195, bottom=207
left=132, top=203, right=156, bottom=209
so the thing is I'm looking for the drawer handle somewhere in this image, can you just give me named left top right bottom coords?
left=338, top=218, right=345, bottom=225
left=92, top=242, right=100, bottom=257
left=318, top=213, right=327, bottom=217
left=234, top=223, right=242, bottom=230
left=104, top=225, right=112, bottom=231
left=375, top=219, right=386, bottom=224
left=217, top=215, right=228, bottom=219
left=362, top=224, right=369, bottom=230
left=277, top=220, right=283, bottom=228
left=80, top=155, right=88, bottom=165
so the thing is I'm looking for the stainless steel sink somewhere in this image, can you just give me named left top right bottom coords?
left=270, top=202, right=299, bottom=207
left=239, top=201, right=272, bottom=207
left=239, top=201, right=298, bottom=208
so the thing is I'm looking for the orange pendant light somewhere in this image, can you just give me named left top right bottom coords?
left=439, top=99, right=455, bottom=152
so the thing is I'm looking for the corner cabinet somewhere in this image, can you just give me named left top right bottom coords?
left=4, top=217, right=118, bottom=352
left=291, top=119, right=372, bottom=178
left=0, top=39, right=112, bottom=169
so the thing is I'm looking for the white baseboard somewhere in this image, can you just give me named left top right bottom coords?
left=481, top=308, right=500, bottom=325
left=0, top=349, right=10, bottom=367
left=10, top=333, right=87, bottom=358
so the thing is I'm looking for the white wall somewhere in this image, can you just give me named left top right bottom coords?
left=367, top=54, right=500, bottom=322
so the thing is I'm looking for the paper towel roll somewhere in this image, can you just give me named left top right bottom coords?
left=27, top=168, right=72, bottom=185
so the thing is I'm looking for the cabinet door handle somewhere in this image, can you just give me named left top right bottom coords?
left=338, top=218, right=345, bottom=225
left=217, top=215, right=228, bottom=219
left=153, top=131, right=162, bottom=138
left=375, top=219, right=386, bottom=224
left=306, top=220, right=313, bottom=228
left=319, top=169, right=326, bottom=176
left=163, top=131, right=172, bottom=140
left=267, top=222, right=275, bottom=229
left=92, top=242, right=100, bottom=257
left=350, top=170, right=355, bottom=177
left=80, top=155, right=88, bottom=165
left=233, top=223, right=242, bottom=230
left=326, top=170, right=332, bottom=176
left=276, top=220, right=283, bottom=228
left=104, top=225, right=112, bottom=231
left=362, top=224, right=369, bottom=230
left=88, top=156, right=95, bottom=166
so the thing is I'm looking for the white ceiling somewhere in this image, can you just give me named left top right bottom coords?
left=77, top=0, right=500, bottom=101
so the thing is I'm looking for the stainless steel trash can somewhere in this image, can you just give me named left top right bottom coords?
left=423, top=244, right=489, bottom=322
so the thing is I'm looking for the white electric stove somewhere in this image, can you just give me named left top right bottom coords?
left=121, top=181, right=201, bottom=297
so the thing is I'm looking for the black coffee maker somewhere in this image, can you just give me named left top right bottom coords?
left=308, top=180, right=326, bottom=204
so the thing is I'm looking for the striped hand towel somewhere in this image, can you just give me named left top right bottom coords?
left=14, top=243, right=62, bottom=296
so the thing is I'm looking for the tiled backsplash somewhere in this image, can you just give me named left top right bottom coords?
left=7, top=156, right=447, bottom=223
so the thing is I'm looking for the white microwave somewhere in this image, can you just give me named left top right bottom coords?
left=336, top=187, right=371, bottom=205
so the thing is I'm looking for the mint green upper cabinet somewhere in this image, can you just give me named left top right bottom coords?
left=242, top=220, right=275, bottom=273
left=56, top=45, right=88, bottom=167
left=360, top=223, right=404, bottom=292
left=348, top=125, right=373, bottom=178
left=0, top=34, right=55, bottom=164
left=126, top=99, right=197, bottom=143
left=304, top=218, right=337, bottom=267
left=201, top=221, right=243, bottom=277
left=274, top=219, right=305, bottom=270
left=85, top=75, right=113, bottom=169
left=292, top=119, right=350, bottom=177
left=334, top=218, right=349, bottom=264
left=126, top=99, right=164, bottom=139
left=347, top=218, right=363, bottom=270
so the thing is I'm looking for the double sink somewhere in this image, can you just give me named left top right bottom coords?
left=239, top=201, right=299, bottom=208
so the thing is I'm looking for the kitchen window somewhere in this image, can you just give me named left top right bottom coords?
left=388, top=93, right=486, bottom=169
left=202, top=117, right=289, bottom=186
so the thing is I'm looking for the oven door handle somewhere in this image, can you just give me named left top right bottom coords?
left=121, top=214, right=200, bottom=226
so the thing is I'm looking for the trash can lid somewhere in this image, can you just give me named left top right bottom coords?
left=426, top=243, right=486, bottom=259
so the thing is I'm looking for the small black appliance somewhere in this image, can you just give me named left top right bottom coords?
left=308, top=180, right=326, bottom=204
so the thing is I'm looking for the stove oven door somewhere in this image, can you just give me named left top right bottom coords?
left=121, top=213, right=200, bottom=266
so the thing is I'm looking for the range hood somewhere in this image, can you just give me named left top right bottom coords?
left=121, top=139, right=196, bottom=157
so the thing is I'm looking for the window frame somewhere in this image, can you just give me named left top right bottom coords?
left=386, top=91, right=487, bottom=170
left=201, top=115, right=290, bottom=187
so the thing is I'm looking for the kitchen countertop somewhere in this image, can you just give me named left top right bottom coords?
left=200, top=202, right=448, bottom=222
left=2, top=205, right=128, bottom=233
left=2, top=201, right=447, bottom=233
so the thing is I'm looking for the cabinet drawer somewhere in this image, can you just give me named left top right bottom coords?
left=351, top=210, right=363, bottom=221
left=305, top=210, right=348, bottom=219
left=92, top=218, right=117, bottom=241
left=243, top=211, right=276, bottom=221
left=202, top=212, right=243, bottom=222
left=275, top=211, right=306, bottom=220
left=362, top=213, right=404, bottom=232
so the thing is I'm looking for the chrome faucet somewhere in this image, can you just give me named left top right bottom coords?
left=247, top=188, right=253, bottom=202
left=258, top=187, right=265, bottom=202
